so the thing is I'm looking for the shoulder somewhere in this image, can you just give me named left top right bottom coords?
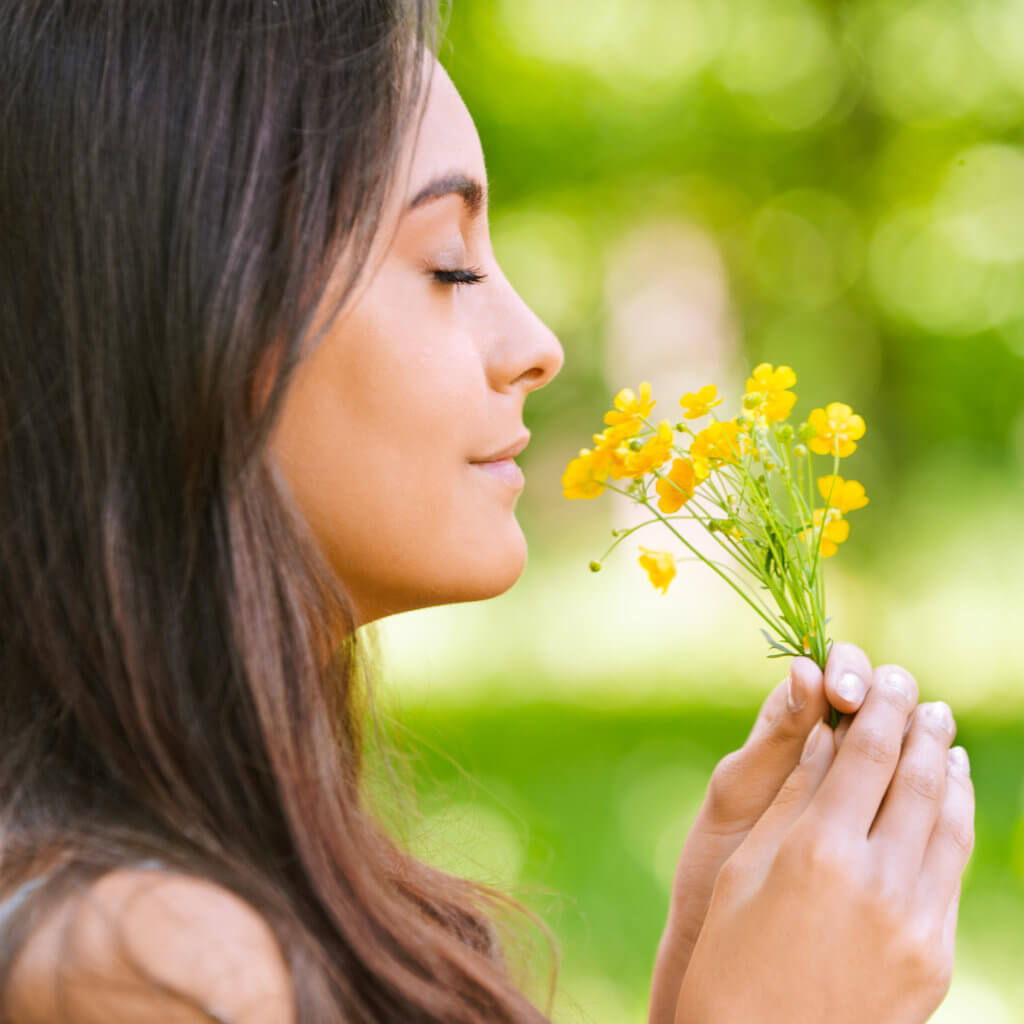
left=7, top=867, right=296, bottom=1024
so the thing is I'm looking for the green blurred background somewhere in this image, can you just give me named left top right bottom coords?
left=376, top=1, right=1024, bottom=1020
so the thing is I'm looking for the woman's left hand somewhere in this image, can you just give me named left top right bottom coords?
left=647, top=642, right=875, bottom=1024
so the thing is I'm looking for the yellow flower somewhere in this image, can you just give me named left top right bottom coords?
left=626, top=420, right=675, bottom=477
left=562, top=448, right=612, bottom=500
left=604, top=382, right=656, bottom=439
left=638, top=546, right=676, bottom=594
left=591, top=431, right=634, bottom=480
left=744, top=363, right=797, bottom=423
left=656, top=458, right=698, bottom=513
left=691, top=420, right=743, bottom=464
left=808, top=403, right=866, bottom=458
left=679, top=384, right=723, bottom=420
left=802, top=508, right=850, bottom=558
left=817, top=475, right=869, bottom=514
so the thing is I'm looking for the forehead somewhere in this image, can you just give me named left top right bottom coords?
left=407, top=60, right=486, bottom=188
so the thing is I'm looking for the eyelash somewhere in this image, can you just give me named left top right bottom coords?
left=432, top=267, right=487, bottom=287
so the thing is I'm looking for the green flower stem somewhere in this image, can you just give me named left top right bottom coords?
left=593, top=494, right=794, bottom=639
left=583, top=401, right=856, bottom=673
left=638, top=496, right=796, bottom=642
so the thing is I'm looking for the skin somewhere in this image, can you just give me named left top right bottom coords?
left=270, top=62, right=563, bottom=626
left=271, top=59, right=975, bottom=1023
left=649, top=647, right=974, bottom=1024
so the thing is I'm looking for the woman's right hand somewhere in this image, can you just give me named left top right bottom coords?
left=674, top=662, right=975, bottom=1023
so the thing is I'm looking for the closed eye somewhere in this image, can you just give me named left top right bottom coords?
left=433, top=267, right=487, bottom=286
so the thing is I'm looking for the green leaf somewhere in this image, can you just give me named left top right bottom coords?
left=760, top=629, right=797, bottom=656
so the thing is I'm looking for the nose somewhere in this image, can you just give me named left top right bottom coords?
left=486, top=271, right=565, bottom=395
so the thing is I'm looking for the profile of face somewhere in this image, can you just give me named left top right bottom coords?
left=270, top=60, right=564, bottom=626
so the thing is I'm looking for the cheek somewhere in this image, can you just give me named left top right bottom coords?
left=269, top=309, right=527, bottom=614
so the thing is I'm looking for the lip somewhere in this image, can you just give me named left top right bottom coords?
left=468, top=433, right=529, bottom=491
left=470, top=433, right=530, bottom=464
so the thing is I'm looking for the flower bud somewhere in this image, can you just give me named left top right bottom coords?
left=628, top=439, right=644, bottom=451
left=797, top=421, right=817, bottom=442
left=675, top=421, right=688, bottom=432
left=793, top=443, right=808, bottom=458
left=776, top=424, right=794, bottom=443
left=743, top=392, right=762, bottom=410
left=763, top=459, right=777, bottom=472
left=708, top=517, right=736, bottom=533
left=589, top=560, right=602, bottom=573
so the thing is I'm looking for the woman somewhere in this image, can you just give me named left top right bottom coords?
left=0, top=2, right=973, bottom=1022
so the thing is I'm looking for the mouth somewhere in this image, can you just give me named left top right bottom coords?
left=468, top=432, right=529, bottom=490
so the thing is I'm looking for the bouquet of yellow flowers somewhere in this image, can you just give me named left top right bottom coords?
left=562, top=365, right=867, bottom=670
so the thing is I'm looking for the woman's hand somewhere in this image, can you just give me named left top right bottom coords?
left=674, top=662, right=974, bottom=1023
left=648, top=643, right=877, bottom=1024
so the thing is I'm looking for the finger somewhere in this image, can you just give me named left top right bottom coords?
left=941, top=882, right=962, bottom=963
left=742, top=720, right=836, bottom=856
left=707, top=659, right=829, bottom=826
left=917, top=746, right=975, bottom=930
left=835, top=710, right=912, bottom=753
left=824, top=641, right=873, bottom=715
left=747, top=657, right=828, bottom=744
left=870, top=702, right=956, bottom=869
left=834, top=713, right=853, bottom=749
left=812, top=663, right=918, bottom=833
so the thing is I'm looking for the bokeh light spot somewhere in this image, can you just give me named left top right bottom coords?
left=715, top=1, right=842, bottom=129
left=938, top=143, right=1024, bottom=264
left=498, top=0, right=729, bottom=87
left=868, top=3, right=999, bottom=122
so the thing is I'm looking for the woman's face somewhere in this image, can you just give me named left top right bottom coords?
left=270, top=60, right=563, bottom=626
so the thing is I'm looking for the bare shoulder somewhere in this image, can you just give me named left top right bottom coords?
left=8, top=867, right=296, bottom=1024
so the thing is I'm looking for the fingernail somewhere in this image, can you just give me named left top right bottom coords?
left=880, top=667, right=914, bottom=701
left=834, top=671, right=866, bottom=706
left=786, top=673, right=806, bottom=713
left=800, top=721, right=824, bottom=763
left=923, top=701, right=954, bottom=736
left=948, top=746, right=970, bottom=776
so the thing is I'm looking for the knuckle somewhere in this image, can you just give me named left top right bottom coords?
left=877, top=682, right=914, bottom=714
left=771, top=772, right=809, bottom=812
left=782, top=826, right=851, bottom=882
left=715, top=854, right=749, bottom=898
left=758, top=701, right=793, bottom=743
left=899, top=924, right=951, bottom=994
left=706, top=751, right=745, bottom=817
left=899, top=763, right=944, bottom=802
left=849, top=725, right=898, bottom=766
left=874, top=885, right=911, bottom=930
left=939, top=812, right=976, bottom=859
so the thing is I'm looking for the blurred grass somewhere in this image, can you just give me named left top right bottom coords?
left=384, top=692, right=1024, bottom=1023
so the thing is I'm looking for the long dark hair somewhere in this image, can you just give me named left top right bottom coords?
left=0, top=1, right=551, bottom=1020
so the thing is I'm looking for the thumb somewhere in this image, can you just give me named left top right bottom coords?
left=742, top=720, right=836, bottom=858
left=709, top=658, right=829, bottom=827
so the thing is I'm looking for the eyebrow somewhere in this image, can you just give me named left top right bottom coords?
left=407, top=173, right=486, bottom=217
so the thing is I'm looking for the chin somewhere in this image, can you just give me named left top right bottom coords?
left=448, top=525, right=528, bottom=605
